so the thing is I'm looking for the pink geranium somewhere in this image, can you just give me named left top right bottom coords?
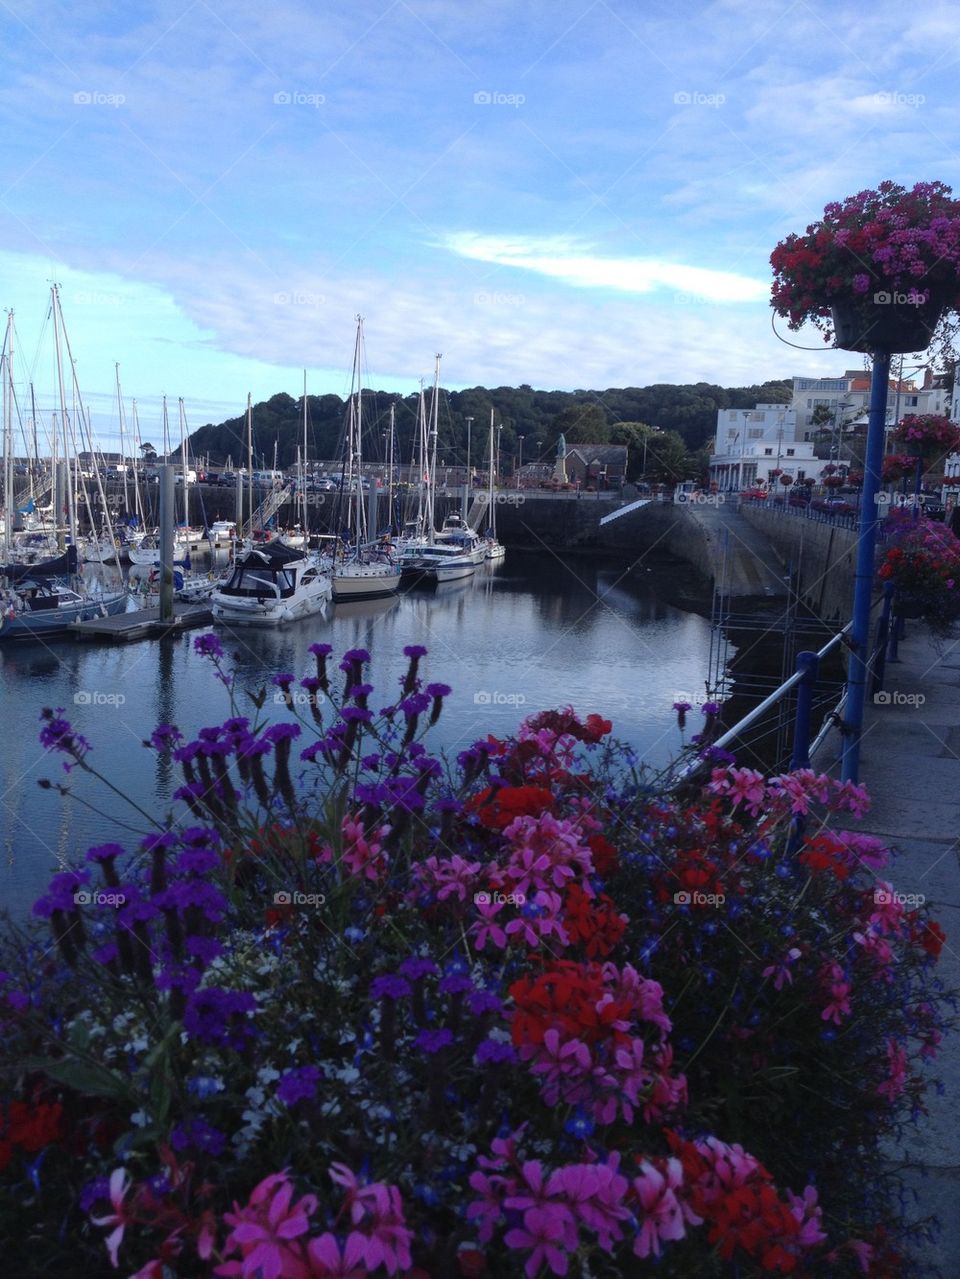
left=217, top=1172, right=317, bottom=1279
left=90, top=1167, right=134, bottom=1269
left=505, top=1204, right=576, bottom=1277
left=632, top=1158, right=689, bottom=1259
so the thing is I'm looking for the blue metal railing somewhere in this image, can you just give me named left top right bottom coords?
left=671, top=618, right=885, bottom=783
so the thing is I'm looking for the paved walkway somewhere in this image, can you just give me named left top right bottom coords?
left=816, top=625, right=960, bottom=1271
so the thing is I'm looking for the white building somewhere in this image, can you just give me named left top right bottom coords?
left=709, top=404, right=818, bottom=491
left=792, top=369, right=950, bottom=444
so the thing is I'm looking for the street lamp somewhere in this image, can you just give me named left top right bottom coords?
left=465, top=416, right=473, bottom=487
left=517, top=434, right=525, bottom=487
left=496, top=424, right=503, bottom=485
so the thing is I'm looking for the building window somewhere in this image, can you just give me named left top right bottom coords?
left=763, top=448, right=773, bottom=456
left=748, top=428, right=763, bottom=438
left=786, top=448, right=795, bottom=456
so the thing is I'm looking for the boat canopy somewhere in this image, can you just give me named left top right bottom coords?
left=1, top=546, right=79, bottom=580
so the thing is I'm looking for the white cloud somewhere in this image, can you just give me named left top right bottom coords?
left=440, top=232, right=768, bottom=302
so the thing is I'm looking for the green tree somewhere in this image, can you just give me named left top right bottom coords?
left=642, top=429, right=695, bottom=484
left=550, top=402, right=609, bottom=445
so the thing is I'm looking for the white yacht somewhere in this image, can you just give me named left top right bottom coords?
left=210, top=542, right=331, bottom=627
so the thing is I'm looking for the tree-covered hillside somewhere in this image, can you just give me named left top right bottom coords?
left=187, top=379, right=793, bottom=472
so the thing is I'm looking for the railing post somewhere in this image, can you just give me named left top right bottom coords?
left=872, top=582, right=894, bottom=694
left=790, top=650, right=819, bottom=770
left=886, top=582, right=901, bottom=662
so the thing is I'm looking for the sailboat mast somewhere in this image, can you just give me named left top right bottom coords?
left=179, top=398, right=189, bottom=530
left=246, top=392, right=254, bottom=535
left=115, top=363, right=129, bottom=512
left=488, top=409, right=496, bottom=539
left=351, top=316, right=365, bottom=543
left=387, top=401, right=395, bottom=534
left=131, top=398, right=144, bottom=526
left=426, top=354, right=441, bottom=543
left=2, top=311, right=12, bottom=560
left=51, top=285, right=77, bottom=546
left=29, top=380, right=38, bottom=504
left=302, top=370, right=308, bottom=535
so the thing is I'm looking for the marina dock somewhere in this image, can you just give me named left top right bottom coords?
left=71, top=602, right=213, bottom=642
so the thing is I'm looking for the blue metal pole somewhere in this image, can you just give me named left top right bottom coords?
left=841, top=350, right=891, bottom=783
left=790, top=650, right=819, bottom=770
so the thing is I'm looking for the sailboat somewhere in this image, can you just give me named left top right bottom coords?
left=328, top=318, right=401, bottom=601
left=397, top=358, right=479, bottom=584
left=483, top=409, right=506, bottom=561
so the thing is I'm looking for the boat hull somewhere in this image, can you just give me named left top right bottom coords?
left=331, top=567, right=401, bottom=601
left=210, top=581, right=331, bottom=627
left=0, top=591, right=128, bottom=640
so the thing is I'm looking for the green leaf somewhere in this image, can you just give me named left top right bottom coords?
left=22, top=1057, right=128, bottom=1100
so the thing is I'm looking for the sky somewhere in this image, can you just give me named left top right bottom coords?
left=3, top=0, right=960, bottom=448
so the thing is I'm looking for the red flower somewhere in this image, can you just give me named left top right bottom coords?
left=586, top=833, right=618, bottom=877
left=469, top=785, right=555, bottom=831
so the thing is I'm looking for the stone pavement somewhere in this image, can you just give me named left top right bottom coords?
left=815, top=624, right=960, bottom=1272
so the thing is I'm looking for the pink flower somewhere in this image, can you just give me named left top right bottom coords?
left=762, top=947, right=802, bottom=991
left=632, top=1158, right=688, bottom=1259
left=470, top=897, right=508, bottom=951
left=304, top=1232, right=367, bottom=1277
left=821, top=980, right=851, bottom=1025
left=504, top=1205, right=575, bottom=1277
left=218, top=1172, right=317, bottom=1279
left=787, top=1184, right=828, bottom=1247
left=91, top=1167, right=133, bottom=1269
left=467, top=1170, right=511, bottom=1243
left=550, top=1160, right=630, bottom=1250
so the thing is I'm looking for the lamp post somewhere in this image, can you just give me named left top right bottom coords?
left=517, top=434, right=525, bottom=487
left=496, top=424, right=503, bottom=486
left=465, top=416, right=473, bottom=486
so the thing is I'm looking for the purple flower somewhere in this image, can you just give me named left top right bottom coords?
left=183, top=987, right=257, bottom=1047
left=399, top=957, right=438, bottom=981
left=276, top=1065, right=322, bottom=1106
left=170, top=1117, right=226, bottom=1156
left=403, top=645, right=428, bottom=658
left=39, top=708, right=90, bottom=756
left=85, top=842, right=125, bottom=866
left=149, top=724, right=182, bottom=751
left=264, top=723, right=302, bottom=744
left=439, top=974, right=474, bottom=995
left=342, top=707, right=373, bottom=723
left=271, top=673, right=295, bottom=688
left=701, top=702, right=722, bottom=717
left=342, top=648, right=370, bottom=664
left=475, top=1040, right=518, bottom=1065
left=371, top=975, right=411, bottom=1001
left=425, top=683, right=451, bottom=698
left=193, top=633, right=224, bottom=659
left=400, top=693, right=431, bottom=717
left=32, top=870, right=90, bottom=919
left=468, top=990, right=504, bottom=1016
left=308, top=643, right=333, bottom=657
left=415, top=1028, right=454, bottom=1054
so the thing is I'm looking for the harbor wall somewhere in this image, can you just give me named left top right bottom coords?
left=738, top=506, right=859, bottom=623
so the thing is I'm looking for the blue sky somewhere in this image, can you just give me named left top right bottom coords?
left=2, top=0, right=960, bottom=447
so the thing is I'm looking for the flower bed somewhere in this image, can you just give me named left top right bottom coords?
left=0, top=640, right=953, bottom=1276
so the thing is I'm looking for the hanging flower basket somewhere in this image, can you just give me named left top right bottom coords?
left=878, top=515, right=960, bottom=632
left=830, top=294, right=945, bottom=354
left=892, top=414, right=960, bottom=460
left=770, top=181, right=960, bottom=351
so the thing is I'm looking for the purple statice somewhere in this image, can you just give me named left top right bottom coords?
left=170, top=1117, right=226, bottom=1156
left=141, top=832, right=177, bottom=855
left=400, top=693, right=431, bottom=717
left=475, top=1040, right=517, bottom=1065
left=183, top=987, right=257, bottom=1048
left=425, top=683, right=451, bottom=699
left=415, top=1028, right=453, bottom=1054
left=174, top=847, right=219, bottom=875
left=341, top=647, right=370, bottom=666
left=403, top=645, right=428, bottom=659
left=193, top=633, right=224, bottom=659
left=32, top=870, right=90, bottom=919
left=371, top=975, right=411, bottom=1001
left=701, top=702, right=722, bottom=717
left=699, top=745, right=737, bottom=766
left=272, top=673, right=295, bottom=689
left=39, top=708, right=90, bottom=758
left=85, top=842, right=125, bottom=867
left=399, top=957, right=438, bottom=982
left=300, top=676, right=321, bottom=694
left=149, top=723, right=182, bottom=751
left=308, top=643, right=333, bottom=658
left=184, top=935, right=225, bottom=964
left=173, top=742, right=201, bottom=765
left=276, top=1065, right=322, bottom=1106
left=361, top=753, right=381, bottom=771
left=264, top=723, right=301, bottom=745
left=341, top=706, right=373, bottom=724
left=157, top=879, right=227, bottom=924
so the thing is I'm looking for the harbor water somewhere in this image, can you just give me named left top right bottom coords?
left=1, top=550, right=716, bottom=921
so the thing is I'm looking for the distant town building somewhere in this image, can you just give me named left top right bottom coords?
left=791, top=369, right=951, bottom=442
left=563, top=445, right=628, bottom=488
left=709, top=404, right=817, bottom=491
